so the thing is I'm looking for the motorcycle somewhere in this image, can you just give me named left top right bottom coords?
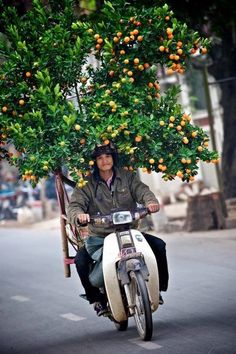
left=55, top=174, right=159, bottom=341
left=85, top=208, right=159, bottom=341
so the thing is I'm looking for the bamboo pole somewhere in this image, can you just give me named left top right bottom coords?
left=55, top=175, right=71, bottom=278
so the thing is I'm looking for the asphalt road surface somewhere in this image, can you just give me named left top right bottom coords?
left=0, top=222, right=236, bottom=354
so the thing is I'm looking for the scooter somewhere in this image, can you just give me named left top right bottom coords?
left=87, top=208, right=159, bottom=341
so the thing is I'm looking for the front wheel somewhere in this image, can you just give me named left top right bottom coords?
left=129, top=270, right=153, bottom=341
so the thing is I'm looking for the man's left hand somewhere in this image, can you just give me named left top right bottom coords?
left=147, top=203, right=160, bottom=213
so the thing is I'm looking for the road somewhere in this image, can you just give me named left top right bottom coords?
left=0, top=222, right=236, bottom=354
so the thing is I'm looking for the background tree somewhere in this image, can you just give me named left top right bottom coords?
left=156, top=0, right=236, bottom=199
left=0, top=0, right=218, bottom=187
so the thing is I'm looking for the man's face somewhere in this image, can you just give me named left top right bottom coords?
left=96, top=153, right=113, bottom=172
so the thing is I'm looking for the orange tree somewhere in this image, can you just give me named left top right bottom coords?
left=0, top=0, right=218, bottom=187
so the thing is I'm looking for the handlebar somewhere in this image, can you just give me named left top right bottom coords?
left=78, top=207, right=150, bottom=227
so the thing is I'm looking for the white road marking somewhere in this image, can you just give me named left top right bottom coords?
left=129, top=337, right=162, bottom=350
left=60, top=313, right=86, bottom=321
left=11, top=295, right=30, bottom=302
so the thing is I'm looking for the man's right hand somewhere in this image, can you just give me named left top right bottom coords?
left=77, top=213, right=90, bottom=224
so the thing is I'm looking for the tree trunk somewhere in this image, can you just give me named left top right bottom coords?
left=209, top=32, right=236, bottom=199
left=184, top=192, right=225, bottom=232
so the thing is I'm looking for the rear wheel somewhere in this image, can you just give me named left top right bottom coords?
left=129, top=270, right=153, bottom=341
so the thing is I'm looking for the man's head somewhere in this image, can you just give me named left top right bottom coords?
left=91, top=141, right=118, bottom=174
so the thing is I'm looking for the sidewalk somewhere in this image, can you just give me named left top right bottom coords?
left=1, top=215, right=236, bottom=241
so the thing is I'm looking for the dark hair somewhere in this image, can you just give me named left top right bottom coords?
left=91, top=141, right=117, bottom=159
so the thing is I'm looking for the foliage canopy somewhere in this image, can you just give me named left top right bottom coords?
left=0, top=0, right=218, bottom=187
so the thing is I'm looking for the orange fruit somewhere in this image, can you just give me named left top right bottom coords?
left=176, top=171, right=183, bottom=178
left=134, top=58, right=139, bottom=64
left=201, top=47, right=207, bottom=54
left=2, top=106, right=8, bottom=113
left=144, top=63, right=150, bottom=69
left=124, top=37, right=130, bottom=43
left=97, top=38, right=103, bottom=44
left=19, top=99, right=25, bottom=106
left=177, top=48, right=183, bottom=55
left=169, top=116, right=175, bottom=122
left=133, top=29, right=139, bottom=35
left=135, top=135, right=142, bottom=142
left=166, top=68, right=174, bottom=75
left=197, top=146, right=203, bottom=152
left=159, top=120, right=165, bottom=126
left=89, top=160, right=94, bottom=166
left=149, top=158, right=155, bottom=164
left=25, top=71, right=31, bottom=78
left=113, top=37, right=119, bottom=43
left=137, top=35, right=143, bottom=42
left=94, top=34, right=100, bottom=39
left=182, top=137, right=189, bottom=144
left=117, top=32, right=122, bottom=37
left=109, top=100, right=116, bottom=107
left=75, top=124, right=81, bottom=131
left=159, top=46, right=165, bottom=52
left=80, top=138, right=86, bottom=144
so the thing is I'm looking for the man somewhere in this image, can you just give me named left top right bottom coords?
left=67, top=142, right=169, bottom=316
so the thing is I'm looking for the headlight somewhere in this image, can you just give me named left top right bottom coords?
left=112, top=211, right=132, bottom=225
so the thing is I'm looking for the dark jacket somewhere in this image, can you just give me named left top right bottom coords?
left=67, top=167, right=159, bottom=237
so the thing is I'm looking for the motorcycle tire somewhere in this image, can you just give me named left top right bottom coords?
left=129, top=270, right=153, bottom=341
left=114, top=319, right=128, bottom=331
